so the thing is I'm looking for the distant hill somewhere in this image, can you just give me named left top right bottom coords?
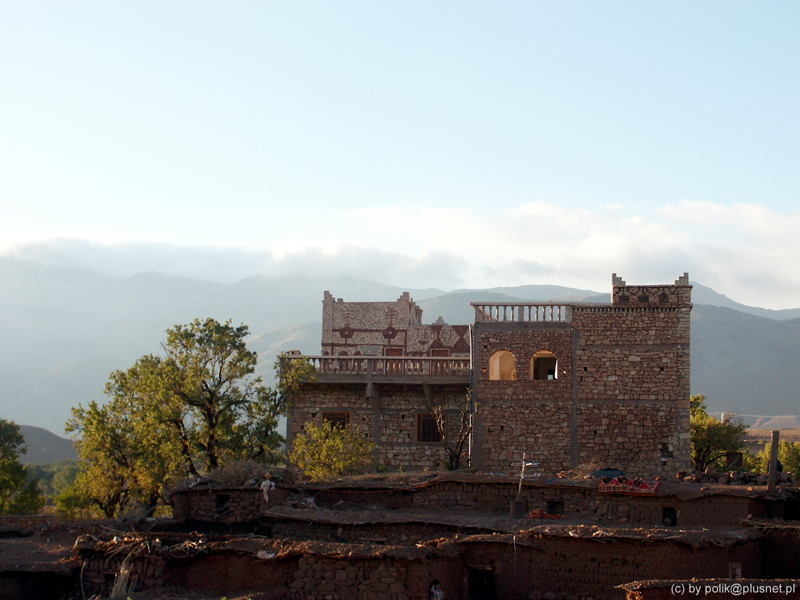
left=18, top=425, right=77, bottom=464
left=2, top=255, right=800, bottom=433
left=691, top=283, right=800, bottom=320
left=690, top=305, right=800, bottom=415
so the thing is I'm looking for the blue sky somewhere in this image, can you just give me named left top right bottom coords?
left=1, top=2, right=798, bottom=307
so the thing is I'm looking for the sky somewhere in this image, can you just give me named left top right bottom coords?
left=1, top=2, right=798, bottom=308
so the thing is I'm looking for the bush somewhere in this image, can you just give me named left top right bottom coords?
left=757, top=441, right=800, bottom=477
left=290, top=421, right=375, bottom=481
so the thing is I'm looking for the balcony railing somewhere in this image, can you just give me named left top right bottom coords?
left=284, top=355, right=471, bottom=380
left=471, top=302, right=573, bottom=323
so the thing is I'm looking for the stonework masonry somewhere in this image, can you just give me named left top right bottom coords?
left=286, top=274, right=692, bottom=478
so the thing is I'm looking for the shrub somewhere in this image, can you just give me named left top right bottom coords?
left=290, top=421, right=375, bottom=481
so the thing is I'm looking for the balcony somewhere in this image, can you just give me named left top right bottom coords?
left=472, top=302, right=573, bottom=323
left=283, top=355, right=471, bottom=385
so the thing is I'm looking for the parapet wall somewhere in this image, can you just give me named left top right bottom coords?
left=172, top=478, right=775, bottom=529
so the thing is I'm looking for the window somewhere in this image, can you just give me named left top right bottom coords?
left=417, top=413, right=442, bottom=443
left=531, top=350, right=558, bottom=380
left=489, top=351, right=516, bottom=380
left=215, top=494, right=230, bottom=514
left=323, top=412, right=350, bottom=429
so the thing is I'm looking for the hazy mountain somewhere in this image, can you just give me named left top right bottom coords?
left=420, top=288, right=612, bottom=325
left=2, top=255, right=799, bottom=434
left=18, top=425, right=77, bottom=464
left=690, top=305, right=800, bottom=416
left=691, top=283, right=800, bottom=320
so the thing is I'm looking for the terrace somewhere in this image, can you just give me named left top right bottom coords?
left=282, top=355, right=471, bottom=385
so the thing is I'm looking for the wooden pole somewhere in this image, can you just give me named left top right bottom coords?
left=768, top=430, right=780, bottom=495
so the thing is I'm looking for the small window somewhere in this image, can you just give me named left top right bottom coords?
left=531, top=350, right=558, bottom=380
left=215, top=494, right=230, bottom=514
left=323, top=412, right=350, bottom=429
left=417, top=413, right=442, bottom=443
left=489, top=351, right=517, bottom=380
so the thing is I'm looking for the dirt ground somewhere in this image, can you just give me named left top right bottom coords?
left=0, top=527, right=77, bottom=572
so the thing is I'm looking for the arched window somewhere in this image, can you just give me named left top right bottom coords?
left=531, top=350, right=558, bottom=380
left=489, top=351, right=517, bottom=380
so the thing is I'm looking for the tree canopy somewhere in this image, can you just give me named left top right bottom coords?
left=0, top=419, right=44, bottom=515
left=67, top=318, right=285, bottom=517
left=690, top=394, right=748, bottom=472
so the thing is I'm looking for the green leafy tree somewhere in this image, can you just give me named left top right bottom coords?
left=690, top=395, right=748, bottom=472
left=276, top=353, right=317, bottom=413
left=68, top=318, right=285, bottom=517
left=290, top=421, right=375, bottom=481
left=25, top=460, right=81, bottom=501
left=0, top=419, right=44, bottom=514
left=55, top=482, right=92, bottom=521
left=757, top=441, right=800, bottom=478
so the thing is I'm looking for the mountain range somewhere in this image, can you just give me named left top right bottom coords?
left=2, top=256, right=799, bottom=436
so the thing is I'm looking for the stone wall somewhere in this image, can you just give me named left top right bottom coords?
left=172, top=479, right=773, bottom=529
left=307, top=480, right=770, bottom=528
left=321, top=291, right=470, bottom=357
left=462, top=536, right=761, bottom=600
left=76, top=532, right=765, bottom=600
left=171, top=487, right=287, bottom=523
left=289, top=383, right=468, bottom=470
left=473, top=275, right=692, bottom=478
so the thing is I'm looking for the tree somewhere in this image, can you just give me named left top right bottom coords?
left=276, top=353, right=317, bottom=413
left=68, top=318, right=285, bottom=517
left=757, top=441, right=800, bottom=478
left=157, top=318, right=283, bottom=472
left=690, top=395, right=747, bottom=472
left=0, top=419, right=44, bottom=515
left=428, top=392, right=476, bottom=471
left=67, top=395, right=178, bottom=517
left=290, top=421, right=375, bottom=481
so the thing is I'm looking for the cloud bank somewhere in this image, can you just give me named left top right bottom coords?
left=3, top=200, right=798, bottom=309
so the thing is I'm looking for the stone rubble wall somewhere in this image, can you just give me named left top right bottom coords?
left=462, top=536, right=760, bottom=600
left=171, top=487, right=287, bottom=523
left=77, top=533, right=764, bottom=600
left=576, top=403, right=690, bottom=477
left=289, top=384, right=468, bottom=470
left=308, top=481, right=769, bottom=528
left=474, top=280, right=691, bottom=478
left=321, top=291, right=469, bottom=357
left=478, top=399, right=572, bottom=473
left=173, top=479, right=771, bottom=529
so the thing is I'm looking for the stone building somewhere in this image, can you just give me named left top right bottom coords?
left=284, top=274, right=692, bottom=477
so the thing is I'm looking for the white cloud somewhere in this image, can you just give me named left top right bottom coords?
left=3, top=200, right=799, bottom=309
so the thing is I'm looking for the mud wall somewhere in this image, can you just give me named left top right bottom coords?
left=307, top=480, right=769, bottom=528
left=173, top=478, right=770, bottom=529
left=462, top=537, right=761, bottom=600
left=172, top=487, right=287, bottom=523
left=77, top=534, right=762, bottom=600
